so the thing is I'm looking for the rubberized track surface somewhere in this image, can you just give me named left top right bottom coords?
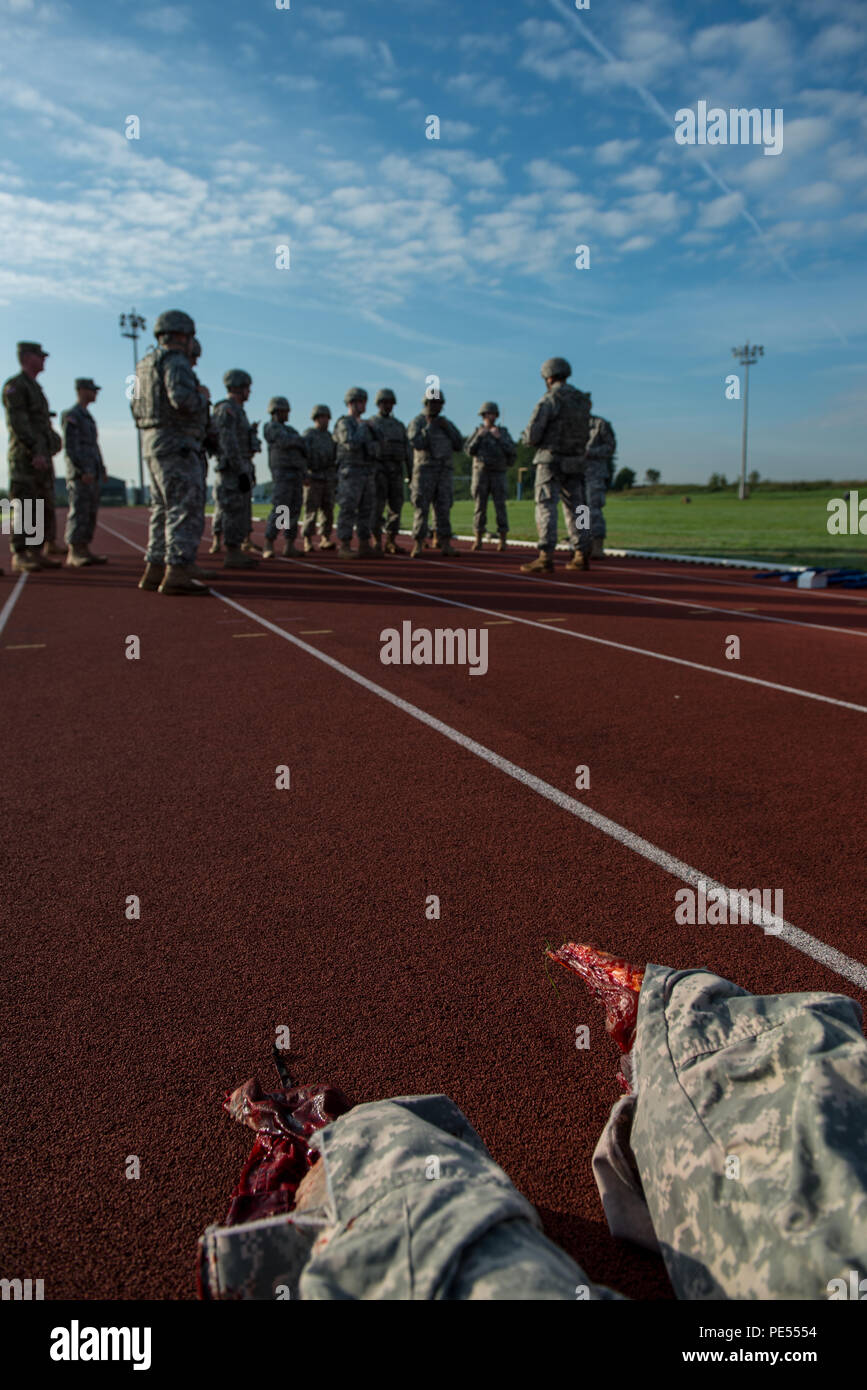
left=2, top=510, right=865, bottom=1300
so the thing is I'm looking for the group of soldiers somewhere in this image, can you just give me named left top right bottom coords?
left=2, top=311, right=617, bottom=593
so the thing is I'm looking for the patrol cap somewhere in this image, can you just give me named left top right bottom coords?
left=224, top=369, right=252, bottom=389
left=311, top=404, right=331, bottom=419
left=375, top=388, right=396, bottom=405
left=268, top=395, right=290, bottom=413
left=75, top=377, right=101, bottom=391
left=154, top=309, right=195, bottom=337
left=344, top=386, right=368, bottom=404
left=541, top=356, right=572, bottom=380
left=479, top=401, right=499, bottom=416
left=17, top=341, right=48, bottom=357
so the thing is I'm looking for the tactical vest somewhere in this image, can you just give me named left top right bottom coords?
left=131, top=347, right=174, bottom=429
left=539, top=384, right=591, bottom=458
left=372, top=416, right=407, bottom=465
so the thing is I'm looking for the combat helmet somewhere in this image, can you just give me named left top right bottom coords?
left=154, top=309, right=196, bottom=337
left=540, top=356, right=572, bottom=380
left=344, top=386, right=368, bottom=404
left=267, top=395, right=290, bottom=413
left=479, top=401, right=500, bottom=416
left=311, top=404, right=332, bottom=419
left=375, top=388, right=396, bottom=405
left=224, top=369, right=252, bottom=390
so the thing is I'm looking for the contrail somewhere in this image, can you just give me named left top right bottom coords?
left=547, top=0, right=847, bottom=345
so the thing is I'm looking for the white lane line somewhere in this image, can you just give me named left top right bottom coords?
left=0, top=573, right=28, bottom=639
left=429, top=558, right=867, bottom=639
left=276, top=557, right=867, bottom=716
left=95, top=517, right=867, bottom=990
left=601, top=561, right=867, bottom=606
left=100, top=519, right=867, bottom=713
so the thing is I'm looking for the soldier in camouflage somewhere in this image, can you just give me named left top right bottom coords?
left=262, top=397, right=308, bottom=559
left=368, top=389, right=412, bottom=556
left=212, top=370, right=259, bottom=570
left=406, top=391, right=464, bottom=558
left=301, top=405, right=337, bottom=552
left=61, top=378, right=108, bottom=567
left=333, top=388, right=379, bottom=560
left=200, top=957, right=867, bottom=1300
left=521, top=357, right=592, bottom=576
left=582, top=416, right=617, bottom=559
left=464, top=402, right=516, bottom=553
left=183, top=338, right=218, bottom=581
left=2, top=341, right=64, bottom=574
left=131, top=310, right=211, bottom=596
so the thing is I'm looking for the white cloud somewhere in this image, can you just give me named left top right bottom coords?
left=434, top=151, right=504, bottom=187
left=446, top=72, right=513, bottom=112
left=136, top=6, right=192, bottom=36
left=697, top=192, right=746, bottom=229
left=526, top=158, right=575, bottom=190
left=595, top=139, right=640, bottom=166
left=615, top=166, right=661, bottom=192
left=440, top=119, right=477, bottom=141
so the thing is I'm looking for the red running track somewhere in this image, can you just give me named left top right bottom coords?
left=0, top=509, right=865, bottom=1301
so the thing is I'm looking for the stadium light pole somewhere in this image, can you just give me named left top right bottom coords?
left=120, top=310, right=146, bottom=496
left=731, top=341, right=764, bottom=500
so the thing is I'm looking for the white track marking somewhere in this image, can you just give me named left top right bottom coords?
left=431, top=558, right=867, bottom=640
left=276, top=556, right=867, bottom=715
left=0, top=573, right=28, bottom=639
left=97, top=517, right=867, bottom=990
left=602, top=561, right=867, bottom=606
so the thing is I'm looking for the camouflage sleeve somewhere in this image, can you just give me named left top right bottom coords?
left=500, top=427, right=517, bottom=464
left=63, top=409, right=84, bottom=473
left=363, top=424, right=379, bottom=463
left=163, top=355, right=204, bottom=417
left=405, top=431, right=412, bottom=472
left=407, top=416, right=432, bottom=452
left=523, top=398, right=553, bottom=448
left=215, top=404, right=245, bottom=471
left=464, top=426, right=483, bottom=457
left=3, top=381, right=37, bottom=452
left=445, top=419, right=464, bottom=452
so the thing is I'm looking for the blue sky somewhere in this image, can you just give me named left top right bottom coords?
left=1, top=0, right=865, bottom=486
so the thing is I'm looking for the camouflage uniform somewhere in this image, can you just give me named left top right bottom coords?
left=523, top=380, right=592, bottom=557
left=302, top=424, right=337, bottom=543
left=212, top=398, right=256, bottom=548
left=131, top=347, right=205, bottom=566
left=264, top=420, right=308, bottom=544
left=407, top=408, right=464, bottom=543
left=582, top=416, right=616, bottom=541
left=2, top=368, right=61, bottom=554
left=61, top=402, right=106, bottom=546
left=333, top=414, right=378, bottom=543
left=464, top=422, right=516, bottom=535
left=200, top=965, right=867, bottom=1300
left=368, top=410, right=411, bottom=545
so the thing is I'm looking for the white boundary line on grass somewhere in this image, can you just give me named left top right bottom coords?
left=98, top=517, right=867, bottom=990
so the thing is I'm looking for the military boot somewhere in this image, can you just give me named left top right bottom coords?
left=565, top=550, right=591, bottom=572
left=262, top=543, right=275, bottom=559
left=520, top=551, right=554, bottom=575
left=283, top=538, right=298, bottom=557
left=11, top=550, right=40, bottom=573
left=138, top=562, right=165, bottom=591
left=36, top=549, right=61, bottom=568
left=158, top=564, right=210, bottom=596
left=497, top=531, right=508, bottom=553
left=209, top=536, right=223, bottom=555
left=46, top=540, right=67, bottom=556
left=337, top=542, right=354, bottom=560
left=410, top=540, right=423, bottom=558
left=66, top=544, right=94, bottom=567
left=303, top=537, right=313, bottom=554
left=319, top=536, right=336, bottom=551
left=439, top=539, right=458, bottom=557
left=370, top=535, right=383, bottom=557
left=86, top=547, right=108, bottom=564
left=384, top=537, right=406, bottom=555
left=471, top=530, right=483, bottom=552
left=241, top=538, right=262, bottom=554
left=356, top=538, right=376, bottom=559
left=188, top=563, right=218, bottom=580
left=591, top=537, right=605, bottom=559
left=223, top=547, right=258, bottom=569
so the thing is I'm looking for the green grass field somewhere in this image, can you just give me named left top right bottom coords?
left=252, top=487, right=866, bottom=570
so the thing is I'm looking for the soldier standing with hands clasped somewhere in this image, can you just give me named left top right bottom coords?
left=301, top=405, right=337, bottom=552
left=333, top=387, right=379, bottom=559
left=464, top=401, right=516, bottom=553
left=212, top=370, right=259, bottom=570
left=368, top=388, right=412, bottom=555
left=2, top=341, right=63, bottom=573
left=407, top=390, right=464, bottom=558
left=62, top=378, right=108, bottom=567
left=262, top=396, right=308, bottom=559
